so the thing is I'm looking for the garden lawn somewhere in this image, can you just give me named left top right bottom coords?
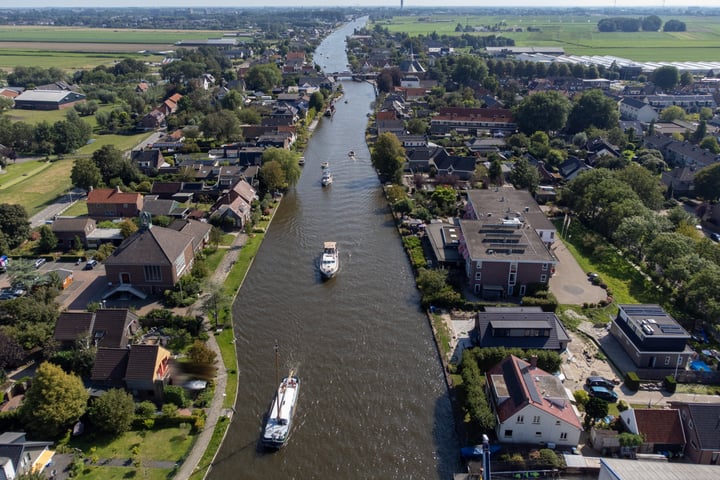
left=76, top=131, right=155, bottom=155
left=72, top=466, right=172, bottom=480
left=69, top=426, right=196, bottom=463
left=61, top=199, right=89, bottom=216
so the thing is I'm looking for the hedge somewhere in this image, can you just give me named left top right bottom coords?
left=625, top=372, right=640, bottom=391
left=663, top=375, right=677, bottom=393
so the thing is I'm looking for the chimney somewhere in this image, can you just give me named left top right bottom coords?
left=115, top=185, right=122, bottom=193
left=530, top=355, right=538, bottom=369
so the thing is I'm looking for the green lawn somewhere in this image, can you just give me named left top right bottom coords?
left=61, top=200, right=88, bottom=216
left=554, top=219, right=662, bottom=305
left=0, top=26, right=221, bottom=44
left=0, top=50, right=160, bottom=71
left=0, top=159, right=74, bottom=216
left=73, top=466, right=173, bottom=480
left=69, top=425, right=196, bottom=463
left=0, top=160, right=53, bottom=189
left=379, top=14, right=720, bottom=61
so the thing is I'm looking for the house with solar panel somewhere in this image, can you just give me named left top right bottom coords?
left=486, top=355, right=582, bottom=447
left=609, top=304, right=692, bottom=375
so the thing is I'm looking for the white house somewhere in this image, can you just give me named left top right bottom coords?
left=486, top=355, right=582, bottom=447
left=619, top=97, right=658, bottom=123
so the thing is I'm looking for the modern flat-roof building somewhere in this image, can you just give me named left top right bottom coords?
left=609, top=304, right=691, bottom=374
left=459, top=189, right=557, bottom=299
left=13, top=89, right=86, bottom=110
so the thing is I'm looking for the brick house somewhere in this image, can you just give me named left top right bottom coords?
left=668, top=401, right=720, bottom=465
left=87, top=187, right=144, bottom=219
left=103, top=218, right=195, bottom=296
left=91, top=344, right=172, bottom=399
left=52, top=308, right=139, bottom=350
left=51, top=216, right=96, bottom=250
left=459, top=189, right=557, bottom=298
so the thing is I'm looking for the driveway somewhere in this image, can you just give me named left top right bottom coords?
left=548, top=238, right=607, bottom=305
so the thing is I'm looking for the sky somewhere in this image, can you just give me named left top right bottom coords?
left=2, top=1, right=720, bottom=9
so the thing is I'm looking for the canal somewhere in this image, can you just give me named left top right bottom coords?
left=207, top=17, right=460, bottom=480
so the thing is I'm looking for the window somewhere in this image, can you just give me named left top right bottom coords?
left=144, top=265, right=162, bottom=282
left=519, top=285, right=526, bottom=296
left=476, top=261, right=482, bottom=270
left=516, top=416, right=524, bottom=424
left=504, top=430, right=513, bottom=438
left=689, top=420, right=694, bottom=430
left=560, top=432, right=567, bottom=440
left=542, top=263, right=548, bottom=271
left=664, top=356, right=671, bottom=366
left=175, top=253, right=187, bottom=276
left=535, top=431, right=542, bottom=437
left=532, top=416, right=541, bottom=424
left=555, top=421, right=561, bottom=426
left=550, top=231, right=554, bottom=239
left=475, top=272, right=482, bottom=281
left=508, top=273, right=516, bottom=285
left=540, top=274, right=547, bottom=283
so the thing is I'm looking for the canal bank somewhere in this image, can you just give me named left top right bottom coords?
left=207, top=16, right=459, bottom=480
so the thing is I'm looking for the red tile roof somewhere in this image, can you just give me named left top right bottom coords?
left=87, top=187, right=142, bottom=205
left=633, top=408, right=685, bottom=445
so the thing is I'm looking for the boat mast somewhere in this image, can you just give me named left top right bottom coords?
left=274, top=341, right=281, bottom=421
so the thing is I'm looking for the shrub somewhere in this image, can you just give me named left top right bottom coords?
left=573, top=389, right=589, bottom=406
left=625, top=372, right=640, bottom=391
left=536, top=449, right=562, bottom=468
left=663, top=375, right=677, bottom=393
left=617, top=400, right=629, bottom=412
left=164, top=386, right=188, bottom=408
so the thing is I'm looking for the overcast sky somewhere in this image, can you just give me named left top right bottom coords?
left=3, top=1, right=720, bottom=9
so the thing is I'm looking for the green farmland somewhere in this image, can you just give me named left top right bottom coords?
left=0, top=26, right=222, bottom=44
left=0, top=49, right=163, bottom=72
left=379, top=14, right=720, bottom=62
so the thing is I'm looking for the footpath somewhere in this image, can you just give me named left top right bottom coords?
left=174, top=232, right=247, bottom=480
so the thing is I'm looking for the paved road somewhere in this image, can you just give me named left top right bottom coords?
left=548, top=237, right=607, bottom=305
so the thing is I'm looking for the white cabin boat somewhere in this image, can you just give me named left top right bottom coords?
left=321, top=170, right=333, bottom=186
left=262, top=345, right=299, bottom=450
left=319, top=241, right=339, bottom=278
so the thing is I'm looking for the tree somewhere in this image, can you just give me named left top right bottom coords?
left=641, top=15, right=662, bottom=32
left=659, top=105, right=686, bottom=122
left=488, top=156, right=503, bottom=187
left=261, top=147, right=301, bottom=188
left=371, top=132, right=405, bottom=184
left=187, top=339, right=218, bottom=365
left=37, top=225, right=58, bottom=253
left=451, top=55, right=488, bottom=86
left=92, top=145, right=140, bottom=186
left=244, top=63, right=282, bottom=92
left=514, top=91, right=571, bottom=135
left=200, top=110, right=242, bottom=143
left=71, top=157, right=102, bottom=190
left=88, top=388, right=135, bottom=435
left=694, top=163, right=720, bottom=201
left=309, top=91, right=325, bottom=112
left=119, top=219, right=139, bottom=238
left=21, top=362, right=88, bottom=437
left=202, top=280, right=229, bottom=328
left=584, top=396, right=609, bottom=428
left=508, top=156, right=540, bottom=192
left=566, top=89, right=619, bottom=134
left=430, top=185, right=457, bottom=216
left=616, top=163, right=665, bottom=210
left=700, top=136, right=720, bottom=154
left=683, top=265, right=720, bottom=321
left=652, top=65, right=680, bottom=92
left=0, top=330, right=24, bottom=371
left=406, top=118, right=428, bottom=135
left=663, top=19, right=686, bottom=32
left=259, top=160, right=286, bottom=192
left=237, top=107, right=261, bottom=125
left=0, top=203, right=30, bottom=249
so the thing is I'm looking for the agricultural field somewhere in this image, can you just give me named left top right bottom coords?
left=0, top=26, right=238, bottom=71
left=379, top=14, right=720, bottom=62
left=0, top=159, right=74, bottom=217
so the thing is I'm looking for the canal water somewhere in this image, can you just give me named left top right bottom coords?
left=207, top=18, right=460, bottom=480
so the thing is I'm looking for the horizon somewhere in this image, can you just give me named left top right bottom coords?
left=3, top=1, right=720, bottom=10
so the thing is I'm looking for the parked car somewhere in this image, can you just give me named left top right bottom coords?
left=34, top=258, right=46, bottom=269
left=589, top=385, right=618, bottom=402
left=711, top=232, right=720, bottom=243
left=586, top=376, right=616, bottom=390
left=587, top=272, right=599, bottom=279
left=84, top=259, right=98, bottom=270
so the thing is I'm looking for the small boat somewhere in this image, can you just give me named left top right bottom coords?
left=319, top=241, right=339, bottom=278
left=262, top=343, right=300, bottom=450
left=321, top=170, right=333, bottom=187
left=348, top=150, right=355, bottom=157
left=320, top=161, right=329, bottom=169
